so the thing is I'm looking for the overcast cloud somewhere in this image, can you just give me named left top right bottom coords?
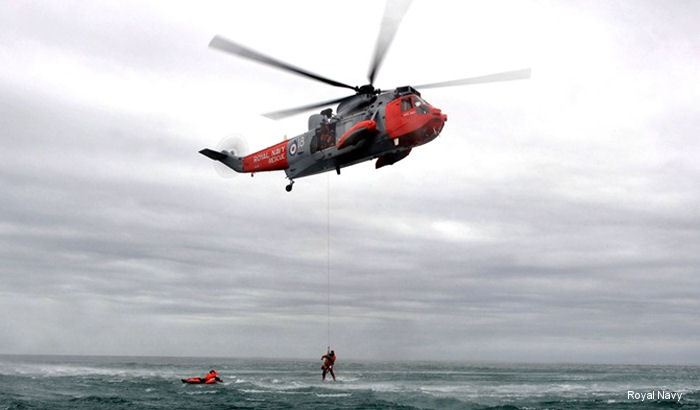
left=1, top=0, right=699, bottom=364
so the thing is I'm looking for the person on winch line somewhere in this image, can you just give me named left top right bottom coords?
left=321, top=349, right=336, bottom=381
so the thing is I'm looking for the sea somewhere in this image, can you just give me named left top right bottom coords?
left=1, top=355, right=698, bottom=409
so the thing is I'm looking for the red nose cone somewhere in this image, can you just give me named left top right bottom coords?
left=385, top=98, right=447, bottom=146
left=431, top=107, right=447, bottom=123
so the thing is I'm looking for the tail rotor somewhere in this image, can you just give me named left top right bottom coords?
left=212, top=133, right=249, bottom=178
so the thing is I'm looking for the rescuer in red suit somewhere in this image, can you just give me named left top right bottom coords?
left=321, top=350, right=336, bottom=381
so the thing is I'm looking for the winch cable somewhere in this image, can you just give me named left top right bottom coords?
left=326, top=173, right=331, bottom=351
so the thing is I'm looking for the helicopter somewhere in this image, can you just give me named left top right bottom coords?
left=200, top=1, right=530, bottom=192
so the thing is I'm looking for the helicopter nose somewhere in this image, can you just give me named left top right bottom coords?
left=430, top=107, right=447, bottom=132
left=431, top=107, right=447, bottom=122
left=416, top=106, right=446, bottom=143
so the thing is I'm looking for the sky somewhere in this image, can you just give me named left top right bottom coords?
left=1, top=0, right=699, bottom=364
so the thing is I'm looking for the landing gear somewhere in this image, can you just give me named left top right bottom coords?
left=285, top=180, right=294, bottom=192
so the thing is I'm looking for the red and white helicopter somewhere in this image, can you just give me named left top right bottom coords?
left=200, top=2, right=530, bottom=191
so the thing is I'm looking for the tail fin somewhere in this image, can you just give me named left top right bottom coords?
left=199, top=148, right=244, bottom=172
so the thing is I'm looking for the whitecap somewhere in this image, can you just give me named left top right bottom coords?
left=185, top=390, right=218, bottom=395
left=316, top=393, right=352, bottom=397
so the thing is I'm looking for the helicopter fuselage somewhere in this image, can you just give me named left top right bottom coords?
left=225, top=87, right=446, bottom=185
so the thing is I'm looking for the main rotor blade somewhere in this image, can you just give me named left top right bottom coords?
left=209, top=35, right=357, bottom=91
left=367, top=0, right=412, bottom=86
left=414, top=68, right=532, bottom=89
left=262, top=95, right=355, bottom=120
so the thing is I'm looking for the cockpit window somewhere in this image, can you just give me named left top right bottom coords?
left=413, top=96, right=430, bottom=114
left=400, top=97, right=413, bottom=112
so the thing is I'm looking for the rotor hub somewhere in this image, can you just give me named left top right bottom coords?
left=356, top=84, right=380, bottom=95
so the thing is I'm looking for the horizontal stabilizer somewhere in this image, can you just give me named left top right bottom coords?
left=199, top=148, right=245, bottom=172
left=199, top=148, right=227, bottom=161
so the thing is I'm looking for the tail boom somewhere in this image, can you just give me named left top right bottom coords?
left=200, top=140, right=289, bottom=174
left=242, top=140, right=289, bottom=172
